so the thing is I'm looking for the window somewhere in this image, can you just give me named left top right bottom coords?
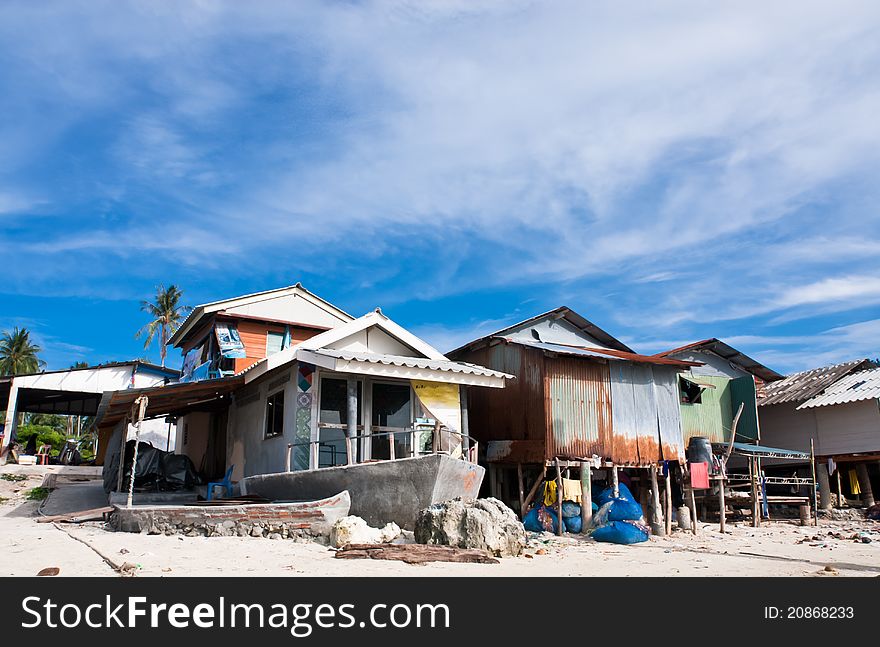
left=266, top=331, right=285, bottom=356
left=370, top=382, right=412, bottom=461
left=265, top=390, right=285, bottom=438
left=318, top=377, right=362, bottom=467
left=680, top=377, right=703, bottom=404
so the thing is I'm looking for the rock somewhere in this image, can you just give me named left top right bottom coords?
left=414, top=497, right=526, bottom=557
left=330, top=516, right=401, bottom=548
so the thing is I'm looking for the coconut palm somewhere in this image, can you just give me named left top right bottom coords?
left=136, top=284, right=191, bottom=367
left=0, top=327, right=45, bottom=376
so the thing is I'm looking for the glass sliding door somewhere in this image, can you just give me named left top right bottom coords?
left=370, top=382, right=412, bottom=461
left=317, top=377, right=362, bottom=467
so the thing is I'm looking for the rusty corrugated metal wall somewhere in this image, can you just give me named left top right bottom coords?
left=609, top=362, right=658, bottom=465
left=456, top=342, right=547, bottom=446
left=545, top=356, right=612, bottom=460
left=653, top=366, right=685, bottom=461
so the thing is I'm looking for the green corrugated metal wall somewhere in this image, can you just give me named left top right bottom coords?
left=679, top=375, right=733, bottom=444
left=679, top=374, right=760, bottom=444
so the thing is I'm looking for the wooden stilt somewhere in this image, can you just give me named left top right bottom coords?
left=718, top=476, right=726, bottom=533
left=611, top=465, right=619, bottom=498
left=810, top=439, right=819, bottom=526
left=521, top=464, right=546, bottom=518
left=836, top=468, right=843, bottom=508
left=517, top=463, right=525, bottom=515
left=687, top=482, right=699, bottom=535
left=555, top=457, right=564, bottom=536
left=580, top=461, right=592, bottom=533
left=649, top=465, right=664, bottom=536
left=664, top=468, right=672, bottom=535
left=488, top=464, right=498, bottom=499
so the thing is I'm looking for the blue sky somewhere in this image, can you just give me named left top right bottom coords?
left=1, top=1, right=879, bottom=373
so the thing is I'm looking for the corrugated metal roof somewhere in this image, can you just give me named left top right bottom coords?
left=655, top=338, right=783, bottom=382
left=448, top=306, right=634, bottom=355
left=500, top=338, right=698, bottom=367
left=310, top=348, right=513, bottom=379
left=796, top=368, right=880, bottom=409
left=758, top=359, right=875, bottom=406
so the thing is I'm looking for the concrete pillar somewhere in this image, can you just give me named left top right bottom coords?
left=816, top=461, right=833, bottom=511
left=346, top=379, right=358, bottom=465
left=1, top=383, right=20, bottom=456
left=856, top=463, right=875, bottom=508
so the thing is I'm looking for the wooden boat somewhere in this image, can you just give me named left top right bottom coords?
left=241, top=454, right=484, bottom=530
left=110, top=490, right=351, bottom=535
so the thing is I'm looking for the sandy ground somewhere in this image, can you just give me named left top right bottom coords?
left=2, top=465, right=878, bottom=578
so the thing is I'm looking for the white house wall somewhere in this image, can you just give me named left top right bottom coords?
left=815, top=399, right=880, bottom=456
left=506, top=317, right=612, bottom=350
left=672, top=351, right=749, bottom=379
left=226, top=292, right=350, bottom=329
left=328, top=327, right=417, bottom=357
left=226, top=368, right=299, bottom=481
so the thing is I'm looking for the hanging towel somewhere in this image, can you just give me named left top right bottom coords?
left=848, top=469, right=861, bottom=495
left=542, top=480, right=558, bottom=507
left=690, top=462, right=710, bottom=489
left=561, top=478, right=582, bottom=503
left=827, top=458, right=836, bottom=478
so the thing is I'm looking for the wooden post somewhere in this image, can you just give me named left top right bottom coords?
left=718, top=475, right=726, bottom=533
left=126, top=396, right=148, bottom=509
left=580, top=461, right=592, bottom=532
left=816, top=457, right=832, bottom=511
left=388, top=432, right=396, bottom=461
left=346, top=379, right=357, bottom=466
left=555, top=457, right=564, bottom=536
left=664, top=468, right=673, bottom=535
left=285, top=443, right=292, bottom=472
left=611, top=464, right=619, bottom=498
left=856, top=462, right=875, bottom=508
left=750, top=457, right=760, bottom=528
left=460, top=386, right=470, bottom=459
left=649, top=465, right=664, bottom=536
left=115, top=415, right=130, bottom=493
left=311, top=441, right=319, bottom=470
left=687, top=483, right=699, bottom=535
left=517, top=463, right=525, bottom=515
left=836, top=468, right=843, bottom=508
left=810, top=439, right=819, bottom=526
left=521, top=464, right=547, bottom=518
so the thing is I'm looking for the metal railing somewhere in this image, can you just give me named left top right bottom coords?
left=284, top=425, right=478, bottom=471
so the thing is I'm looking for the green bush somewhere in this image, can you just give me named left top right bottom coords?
left=15, top=425, right=67, bottom=454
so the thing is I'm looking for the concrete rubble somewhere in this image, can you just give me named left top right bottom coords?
left=414, top=497, right=526, bottom=557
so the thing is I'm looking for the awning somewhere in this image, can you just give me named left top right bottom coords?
left=296, top=348, right=511, bottom=388
left=717, top=441, right=811, bottom=460
left=681, top=377, right=717, bottom=390
left=97, top=375, right=244, bottom=430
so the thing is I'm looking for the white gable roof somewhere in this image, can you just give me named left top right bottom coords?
left=242, top=310, right=511, bottom=388
left=169, top=283, right=353, bottom=347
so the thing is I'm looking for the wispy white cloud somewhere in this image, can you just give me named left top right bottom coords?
left=1, top=1, right=879, bottom=365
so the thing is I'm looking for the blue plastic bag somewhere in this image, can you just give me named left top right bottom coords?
left=561, top=501, right=582, bottom=518
left=595, top=482, right=635, bottom=507
left=607, top=498, right=643, bottom=522
left=523, top=506, right=559, bottom=533
left=591, top=520, right=649, bottom=544
left=563, top=515, right=583, bottom=533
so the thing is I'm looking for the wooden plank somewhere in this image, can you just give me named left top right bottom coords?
left=36, top=506, right=113, bottom=523
left=335, top=543, right=498, bottom=564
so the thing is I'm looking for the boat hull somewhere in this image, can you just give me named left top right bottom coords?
left=241, top=454, right=485, bottom=530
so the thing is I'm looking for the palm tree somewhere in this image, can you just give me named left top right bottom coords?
left=0, top=327, right=46, bottom=376
left=136, top=284, right=191, bottom=367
